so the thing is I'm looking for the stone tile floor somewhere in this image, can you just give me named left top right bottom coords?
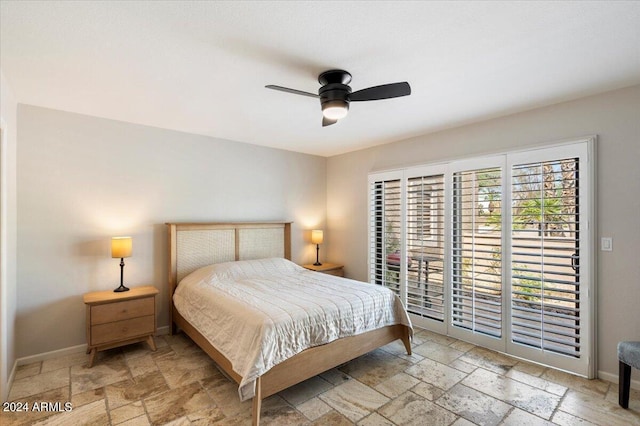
left=1, top=328, right=639, bottom=425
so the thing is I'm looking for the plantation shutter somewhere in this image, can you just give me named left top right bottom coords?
left=451, top=166, right=503, bottom=338
left=406, top=174, right=445, bottom=321
left=368, top=139, right=592, bottom=376
left=369, top=176, right=403, bottom=296
left=510, top=157, right=581, bottom=357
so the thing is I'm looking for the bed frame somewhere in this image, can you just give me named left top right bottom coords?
left=166, top=221, right=411, bottom=425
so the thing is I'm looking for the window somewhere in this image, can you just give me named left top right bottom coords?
left=451, top=166, right=503, bottom=338
left=369, top=139, right=594, bottom=377
left=407, top=174, right=445, bottom=321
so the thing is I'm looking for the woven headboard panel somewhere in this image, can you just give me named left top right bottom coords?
left=169, top=222, right=291, bottom=285
left=176, top=229, right=236, bottom=283
left=167, top=222, right=292, bottom=328
left=238, top=227, right=285, bottom=261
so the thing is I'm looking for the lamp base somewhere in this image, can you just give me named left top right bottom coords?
left=114, top=258, right=130, bottom=292
left=113, top=284, right=130, bottom=293
left=314, top=244, right=322, bottom=267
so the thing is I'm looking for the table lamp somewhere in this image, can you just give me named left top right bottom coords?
left=112, top=236, right=132, bottom=292
left=311, top=230, right=323, bottom=266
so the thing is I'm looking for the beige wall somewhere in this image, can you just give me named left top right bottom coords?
left=1, top=69, right=18, bottom=401
left=11, top=85, right=640, bottom=384
left=16, top=105, right=327, bottom=357
left=327, top=85, right=640, bottom=381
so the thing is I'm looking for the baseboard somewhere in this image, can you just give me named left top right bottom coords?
left=5, top=326, right=172, bottom=399
left=15, top=327, right=170, bottom=367
left=15, top=343, right=87, bottom=367
left=4, top=343, right=88, bottom=401
left=599, top=369, right=640, bottom=391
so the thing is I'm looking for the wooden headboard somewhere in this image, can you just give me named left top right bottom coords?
left=166, top=222, right=292, bottom=329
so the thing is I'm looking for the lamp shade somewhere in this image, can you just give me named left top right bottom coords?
left=311, top=230, right=324, bottom=245
left=111, top=237, right=132, bottom=258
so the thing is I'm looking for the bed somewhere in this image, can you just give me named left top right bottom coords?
left=166, top=221, right=412, bottom=425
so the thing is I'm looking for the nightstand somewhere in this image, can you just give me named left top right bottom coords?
left=303, top=263, right=344, bottom=277
left=83, top=285, right=159, bottom=367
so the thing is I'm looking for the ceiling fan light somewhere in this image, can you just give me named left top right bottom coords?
left=322, top=100, right=349, bottom=120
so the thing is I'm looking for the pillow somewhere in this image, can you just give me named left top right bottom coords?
left=181, top=257, right=303, bottom=285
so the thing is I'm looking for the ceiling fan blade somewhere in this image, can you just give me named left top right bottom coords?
left=350, top=82, right=411, bottom=102
left=322, top=116, right=338, bottom=127
left=265, top=85, right=319, bottom=98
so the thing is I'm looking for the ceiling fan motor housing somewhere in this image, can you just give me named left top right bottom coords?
left=319, top=83, right=351, bottom=109
left=318, top=70, right=352, bottom=113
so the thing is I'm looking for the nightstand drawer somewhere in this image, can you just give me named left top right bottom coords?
left=91, top=315, right=155, bottom=346
left=321, top=268, right=344, bottom=277
left=302, top=263, right=344, bottom=277
left=91, top=297, right=154, bottom=325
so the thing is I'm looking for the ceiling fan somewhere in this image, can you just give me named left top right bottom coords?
left=265, top=69, right=411, bottom=127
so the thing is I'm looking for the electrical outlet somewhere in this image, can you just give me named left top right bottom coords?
left=601, top=237, right=613, bottom=251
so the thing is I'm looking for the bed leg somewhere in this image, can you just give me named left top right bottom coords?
left=252, top=376, right=262, bottom=426
left=401, top=327, right=412, bottom=356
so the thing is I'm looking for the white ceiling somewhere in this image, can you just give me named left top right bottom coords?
left=1, top=1, right=639, bottom=157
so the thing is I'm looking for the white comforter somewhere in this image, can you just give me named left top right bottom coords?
left=173, top=258, right=412, bottom=400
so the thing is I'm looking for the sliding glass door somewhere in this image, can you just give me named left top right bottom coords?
left=369, top=139, right=594, bottom=376
left=506, top=144, right=591, bottom=374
